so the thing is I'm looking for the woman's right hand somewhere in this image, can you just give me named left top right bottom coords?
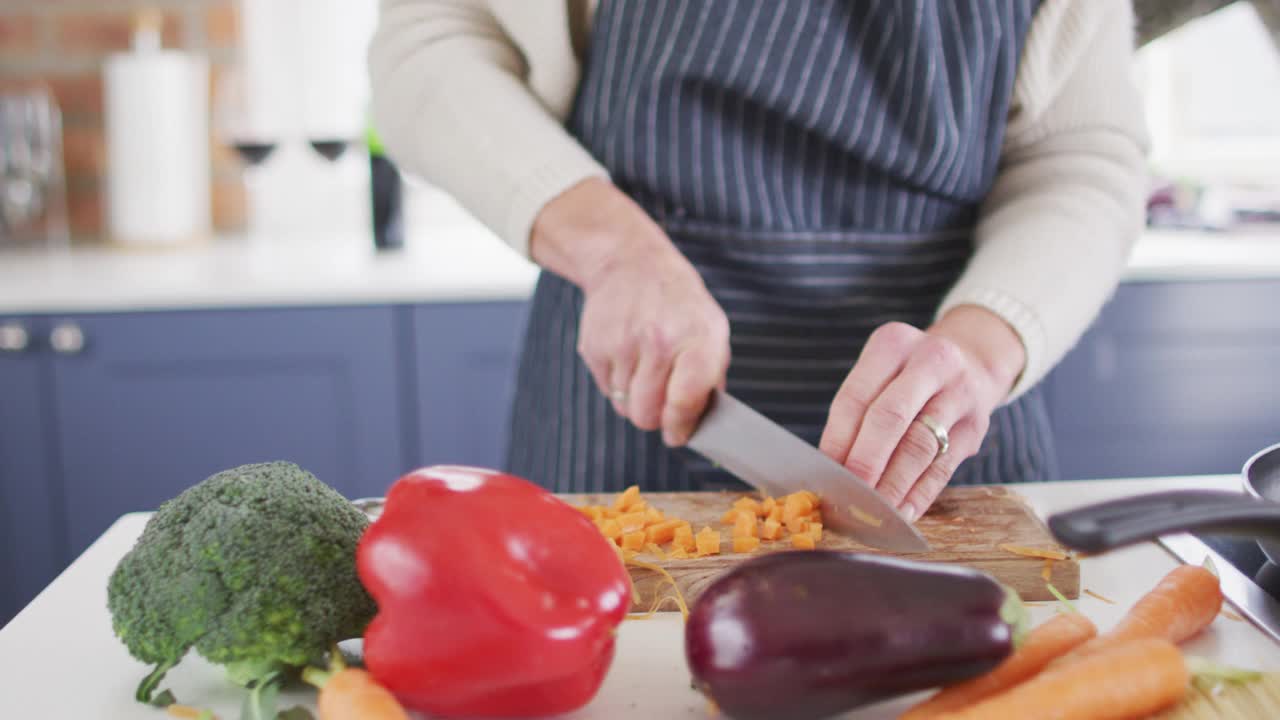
left=530, top=178, right=731, bottom=446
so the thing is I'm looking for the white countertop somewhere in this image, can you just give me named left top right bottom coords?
left=2, top=225, right=1280, bottom=315
left=1, top=475, right=1277, bottom=719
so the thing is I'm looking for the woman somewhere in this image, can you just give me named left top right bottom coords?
left=369, top=1, right=1149, bottom=519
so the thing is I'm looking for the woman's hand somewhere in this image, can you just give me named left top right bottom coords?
left=530, top=178, right=731, bottom=446
left=818, top=306, right=1026, bottom=522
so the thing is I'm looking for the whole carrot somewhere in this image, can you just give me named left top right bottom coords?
left=933, top=637, right=1189, bottom=720
left=900, top=611, right=1098, bottom=719
left=303, top=651, right=409, bottom=720
left=1059, top=564, right=1221, bottom=664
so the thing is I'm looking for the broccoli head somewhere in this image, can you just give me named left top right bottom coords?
left=107, top=461, right=377, bottom=703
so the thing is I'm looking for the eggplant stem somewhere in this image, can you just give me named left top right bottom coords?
left=999, top=584, right=1031, bottom=648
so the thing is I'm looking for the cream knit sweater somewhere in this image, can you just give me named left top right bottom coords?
left=368, top=0, right=1151, bottom=399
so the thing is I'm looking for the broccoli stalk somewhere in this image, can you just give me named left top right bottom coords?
left=107, top=461, right=377, bottom=705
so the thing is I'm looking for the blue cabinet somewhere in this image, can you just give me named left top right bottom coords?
left=48, top=307, right=408, bottom=556
left=0, top=317, right=63, bottom=627
left=411, top=301, right=529, bottom=470
left=1045, top=279, right=1280, bottom=480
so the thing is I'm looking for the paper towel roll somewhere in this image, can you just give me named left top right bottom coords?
left=104, top=49, right=211, bottom=247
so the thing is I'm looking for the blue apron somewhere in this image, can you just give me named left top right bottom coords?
left=507, top=0, right=1057, bottom=493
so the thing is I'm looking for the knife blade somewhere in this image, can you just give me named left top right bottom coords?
left=686, top=389, right=931, bottom=553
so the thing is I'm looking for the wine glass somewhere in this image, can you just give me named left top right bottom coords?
left=0, top=88, right=69, bottom=249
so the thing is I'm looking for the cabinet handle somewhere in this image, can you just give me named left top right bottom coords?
left=0, top=322, right=29, bottom=352
left=50, top=322, right=85, bottom=354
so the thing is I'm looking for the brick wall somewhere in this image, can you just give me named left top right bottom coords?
left=0, top=0, right=245, bottom=242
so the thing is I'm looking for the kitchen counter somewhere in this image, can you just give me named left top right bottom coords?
left=2, top=226, right=1279, bottom=315
left=1, top=475, right=1276, bottom=718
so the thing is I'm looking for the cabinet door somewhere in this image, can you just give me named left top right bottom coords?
left=0, top=317, right=62, bottom=627
left=1048, top=280, right=1280, bottom=480
left=50, top=307, right=407, bottom=557
left=412, top=302, right=528, bottom=470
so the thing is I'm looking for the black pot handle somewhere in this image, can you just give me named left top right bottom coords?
left=1047, top=490, right=1280, bottom=553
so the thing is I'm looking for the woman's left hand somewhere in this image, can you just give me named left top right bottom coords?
left=818, top=306, right=1026, bottom=523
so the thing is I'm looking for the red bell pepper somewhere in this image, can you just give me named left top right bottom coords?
left=356, top=465, right=632, bottom=717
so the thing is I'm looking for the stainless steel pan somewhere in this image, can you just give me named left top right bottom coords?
left=1048, top=442, right=1280, bottom=563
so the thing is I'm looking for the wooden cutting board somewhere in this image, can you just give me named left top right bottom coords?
left=563, top=486, right=1079, bottom=611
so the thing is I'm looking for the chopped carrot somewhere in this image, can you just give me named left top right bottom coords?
left=760, top=496, right=777, bottom=517
left=621, top=530, right=646, bottom=551
left=618, top=511, right=647, bottom=533
left=1084, top=589, right=1116, bottom=605
left=601, top=507, right=621, bottom=519
left=643, top=506, right=664, bottom=526
left=791, top=533, right=816, bottom=550
left=999, top=544, right=1068, bottom=561
left=644, top=542, right=668, bottom=560
left=733, top=497, right=762, bottom=516
left=1058, top=564, right=1222, bottom=665
left=799, top=490, right=820, bottom=506
left=305, top=651, right=411, bottom=720
left=901, top=612, right=1097, bottom=719
left=598, top=519, right=623, bottom=542
left=720, top=509, right=740, bottom=525
left=673, top=524, right=696, bottom=552
left=613, top=485, right=641, bottom=511
left=577, top=505, right=601, bottom=521
left=733, top=536, right=761, bottom=553
left=931, top=638, right=1187, bottom=720
left=782, top=493, right=815, bottom=523
left=808, top=523, right=823, bottom=542
left=785, top=517, right=810, bottom=535
left=645, top=518, right=684, bottom=545
left=695, top=527, right=721, bottom=556
left=668, top=547, right=689, bottom=560
left=761, top=518, right=783, bottom=541
left=732, top=512, right=758, bottom=539
left=166, top=706, right=215, bottom=719
left=767, top=505, right=783, bottom=523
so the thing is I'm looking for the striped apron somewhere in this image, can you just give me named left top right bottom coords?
left=507, top=0, right=1058, bottom=493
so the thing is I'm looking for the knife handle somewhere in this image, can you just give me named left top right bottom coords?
left=1047, top=490, right=1280, bottom=553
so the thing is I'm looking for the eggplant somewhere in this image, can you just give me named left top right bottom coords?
left=684, top=551, right=1027, bottom=720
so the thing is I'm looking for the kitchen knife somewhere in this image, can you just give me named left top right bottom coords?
left=686, top=389, right=931, bottom=553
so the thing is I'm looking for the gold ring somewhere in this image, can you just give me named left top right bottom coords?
left=917, top=413, right=950, bottom=459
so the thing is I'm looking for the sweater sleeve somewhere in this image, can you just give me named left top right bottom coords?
left=367, top=0, right=608, bottom=258
left=935, top=0, right=1151, bottom=401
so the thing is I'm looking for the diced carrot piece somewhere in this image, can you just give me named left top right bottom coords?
left=733, top=536, right=761, bottom=553
left=786, top=517, right=810, bottom=535
left=599, top=519, right=623, bottom=542
left=695, top=527, right=721, bottom=556
left=619, top=511, right=647, bottom=533
left=668, top=547, right=689, bottom=560
left=645, top=519, right=685, bottom=545
left=809, top=523, right=823, bottom=542
left=622, top=530, right=646, bottom=551
left=799, top=490, right=820, bottom=506
left=783, top=493, right=815, bottom=523
left=733, top=497, right=762, bottom=516
left=760, top=496, right=776, bottom=517
left=791, top=532, right=816, bottom=550
left=643, top=507, right=664, bottom=527
left=613, top=485, right=641, bottom=511
left=767, top=505, right=783, bottom=523
left=601, top=507, right=621, bottom=518
left=645, top=543, right=668, bottom=559
left=673, top=525, right=696, bottom=552
left=732, top=512, right=758, bottom=539
left=761, top=518, right=783, bottom=540
left=721, top=509, right=739, bottom=525
left=577, top=505, right=596, bottom=519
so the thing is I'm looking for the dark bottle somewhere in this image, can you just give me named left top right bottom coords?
left=367, top=127, right=403, bottom=251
